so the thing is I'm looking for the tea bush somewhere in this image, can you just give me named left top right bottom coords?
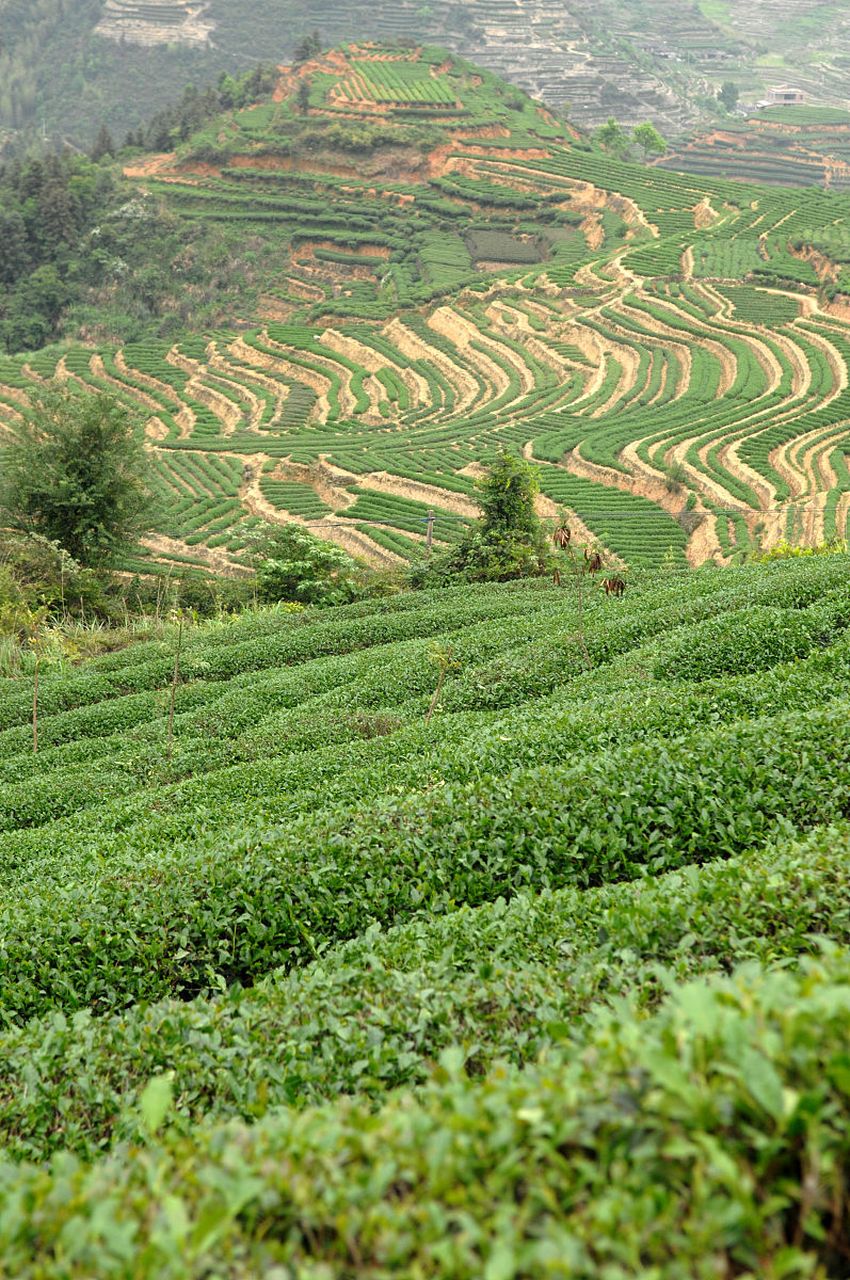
left=1, top=556, right=850, bottom=1271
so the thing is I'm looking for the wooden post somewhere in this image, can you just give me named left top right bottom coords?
left=426, top=509, right=435, bottom=555
left=166, top=616, right=184, bottom=765
left=32, top=653, right=39, bottom=755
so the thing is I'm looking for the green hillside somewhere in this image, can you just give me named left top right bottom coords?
left=3, top=45, right=850, bottom=573
left=2, top=553, right=850, bottom=1271
left=664, top=107, right=850, bottom=190
left=4, top=0, right=850, bottom=152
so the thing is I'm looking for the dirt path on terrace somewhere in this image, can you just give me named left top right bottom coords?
left=565, top=442, right=725, bottom=567
left=592, top=335, right=643, bottom=418
left=614, top=300, right=700, bottom=398
left=573, top=260, right=619, bottom=298
left=114, top=350, right=173, bottom=402
left=275, top=459, right=356, bottom=511
left=358, top=470, right=478, bottom=517
left=166, top=346, right=243, bottom=435
left=665, top=435, right=745, bottom=512
left=476, top=314, right=540, bottom=399
left=697, top=292, right=805, bottom=402
left=720, top=434, right=777, bottom=510
left=835, top=492, right=850, bottom=544
left=427, top=308, right=511, bottom=402
left=567, top=330, right=608, bottom=408
left=228, top=336, right=329, bottom=423
left=238, top=455, right=401, bottom=567
left=140, top=533, right=251, bottom=579
left=203, top=345, right=266, bottom=431
left=286, top=276, right=326, bottom=303
left=795, top=322, right=849, bottom=405
left=606, top=249, right=643, bottom=292
left=760, top=285, right=818, bottom=318
left=90, top=353, right=162, bottom=415
left=762, top=323, right=847, bottom=507
left=768, top=329, right=812, bottom=397
left=617, top=439, right=726, bottom=565
left=321, top=329, right=430, bottom=420
left=383, top=318, right=480, bottom=416
left=487, top=302, right=584, bottom=384
left=113, top=350, right=195, bottom=439
left=682, top=245, right=695, bottom=280
left=428, top=139, right=550, bottom=182
left=647, top=352, right=670, bottom=407
left=520, top=442, right=613, bottom=555
left=626, top=296, right=738, bottom=398
left=772, top=421, right=848, bottom=508
left=208, top=347, right=288, bottom=429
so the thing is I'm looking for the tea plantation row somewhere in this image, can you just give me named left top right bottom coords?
left=2, top=556, right=850, bottom=1273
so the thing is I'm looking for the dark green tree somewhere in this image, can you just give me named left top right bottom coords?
left=595, top=117, right=627, bottom=156
left=439, top=451, right=550, bottom=581
left=293, top=29, right=322, bottom=65
left=250, top=522, right=361, bottom=606
left=90, top=124, right=115, bottom=161
left=0, top=209, right=30, bottom=285
left=0, top=385, right=152, bottom=564
left=719, top=81, right=740, bottom=112
left=296, top=79, right=312, bottom=114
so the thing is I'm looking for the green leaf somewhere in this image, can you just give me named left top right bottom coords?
left=740, top=1048, right=785, bottom=1121
left=140, top=1072, right=174, bottom=1136
left=485, top=1243, right=516, bottom=1280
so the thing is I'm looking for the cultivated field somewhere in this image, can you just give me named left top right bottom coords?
left=2, top=553, right=850, bottom=1270
left=4, top=46, right=850, bottom=574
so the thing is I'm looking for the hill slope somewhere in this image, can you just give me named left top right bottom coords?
left=4, top=0, right=850, bottom=151
left=2, top=555, right=850, bottom=1271
left=2, top=46, right=850, bottom=572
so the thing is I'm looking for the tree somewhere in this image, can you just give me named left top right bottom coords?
left=477, top=450, right=541, bottom=542
left=719, top=81, right=739, bottom=112
left=90, top=125, right=115, bottom=162
left=250, top=522, right=360, bottom=606
left=439, top=451, right=550, bottom=581
left=632, top=122, right=667, bottom=160
left=296, top=79, right=312, bottom=114
left=0, top=385, right=152, bottom=564
left=595, top=117, right=627, bottom=156
left=293, top=29, right=322, bottom=65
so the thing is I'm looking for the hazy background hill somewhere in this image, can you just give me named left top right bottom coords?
left=3, top=0, right=850, bottom=153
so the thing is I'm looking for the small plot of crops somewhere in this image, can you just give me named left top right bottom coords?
left=346, top=60, right=459, bottom=107
left=466, top=229, right=544, bottom=265
left=715, top=285, right=801, bottom=324
left=259, top=479, right=332, bottom=520
left=693, top=237, right=763, bottom=279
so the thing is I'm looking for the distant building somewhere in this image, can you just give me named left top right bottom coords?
left=767, top=86, right=805, bottom=106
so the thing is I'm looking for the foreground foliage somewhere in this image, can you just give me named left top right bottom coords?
left=1, top=554, right=850, bottom=1272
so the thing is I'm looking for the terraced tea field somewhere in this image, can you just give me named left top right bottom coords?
left=5, top=44, right=850, bottom=574
left=4, top=554, right=850, bottom=1271
left=664, top=108, right=850, bottom=192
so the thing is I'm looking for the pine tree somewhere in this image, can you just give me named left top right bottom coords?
left=91, top=124, right=115, bottom=162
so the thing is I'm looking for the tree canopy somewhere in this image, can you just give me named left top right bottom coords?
left=436, top=451, right=549, bottom=581
left=251, top=522, right=361, bottom=606
left=632, top=122, right=667, bottom=159
left=0, top=385, right=152, bottom=564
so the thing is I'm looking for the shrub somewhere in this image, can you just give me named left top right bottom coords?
left=7, top=947, right=850, bottom=1276
left=653, top=604, right=838, bottom=681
